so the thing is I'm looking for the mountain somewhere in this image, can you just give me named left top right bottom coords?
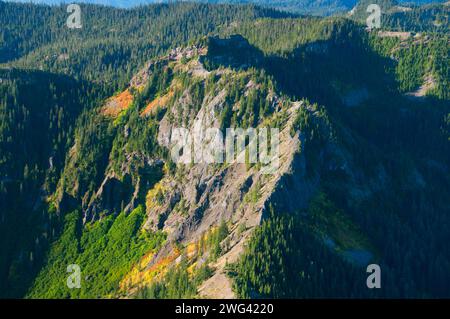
left=0, top=1, right=293, bottom=88
left=0, top=1, right=449, bottom=299
left=0, top=69, right=102, bottom=296
left=349, top=0, right=449, bottom=33
left=4, top=0, right=448, bottom=16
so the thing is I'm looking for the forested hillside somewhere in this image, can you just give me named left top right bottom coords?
left=0, top=2, right=292, bottom=88
left=3, top=0, right=358, bottom=16
left=350, top=0, right=449, bottom=33
left=6, top=0, right=447, bottom=15
left=0, top=1, right=449, bottom=299
left=0, top=69, right=106, bottom=296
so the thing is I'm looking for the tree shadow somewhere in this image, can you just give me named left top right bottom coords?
left=201, top=31, right=399, bottom=110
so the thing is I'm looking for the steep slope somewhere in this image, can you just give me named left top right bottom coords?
left=1, top=4, right=448, bottom=299
left=26, top=22, right=450, bottom=298
left=0, top=69, right=102, bottom=297
left=28, top=37, right=312, bottom=298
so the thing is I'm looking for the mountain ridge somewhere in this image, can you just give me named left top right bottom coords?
left=1, top=1, right=449, bottom=299
left=21, top=30, right=450, bottom=298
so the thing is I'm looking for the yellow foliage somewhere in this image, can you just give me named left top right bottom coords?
left=119, top=248, right=181, bottom=292
left=145, top=182, right=166, bottom=212
left=186, top=242, right=197, bottom=258
left=187, top=261, right=197, bottom=276
left=119, top=225, right=221, bottom=294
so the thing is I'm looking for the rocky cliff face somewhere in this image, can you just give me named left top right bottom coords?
left=131, top=43, right=317, bottom=297
left=51, top=36, right=336, bottom=297
left=49, top=34, right=449, bottom=298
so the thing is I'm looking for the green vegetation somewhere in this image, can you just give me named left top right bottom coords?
left=208, top=220, right=230, bottom=260
left=136, top=221, right=229, bottom=299
left=136, top=261, right=213, bottom=299
left=228, top=208, right=371, bottom=298
left=370, top=35, right=449, bottom=99
left=292, top=103, right=334, bottom=176
left=0, top=69, right=105, bottom=297
left=351, top=0, right=449, bottom=34
left=27, top=206, right=166, bottom=298
left=305, top=192, right=371, bottom=251
left=0, top=2, right=291, bottom=90
left=1, top=1, right=449, bottom=299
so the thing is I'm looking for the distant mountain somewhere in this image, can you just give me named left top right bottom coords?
left=4, top=0, right=447, bottom=16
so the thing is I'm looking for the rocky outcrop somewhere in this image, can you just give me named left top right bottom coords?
left=81, top=151, right=163, bottom=223
left=82, top=172, right=133, bottom=223
left=55, top=41, right=355, bottom=298
left=138, top=48, right=319, bottom=297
